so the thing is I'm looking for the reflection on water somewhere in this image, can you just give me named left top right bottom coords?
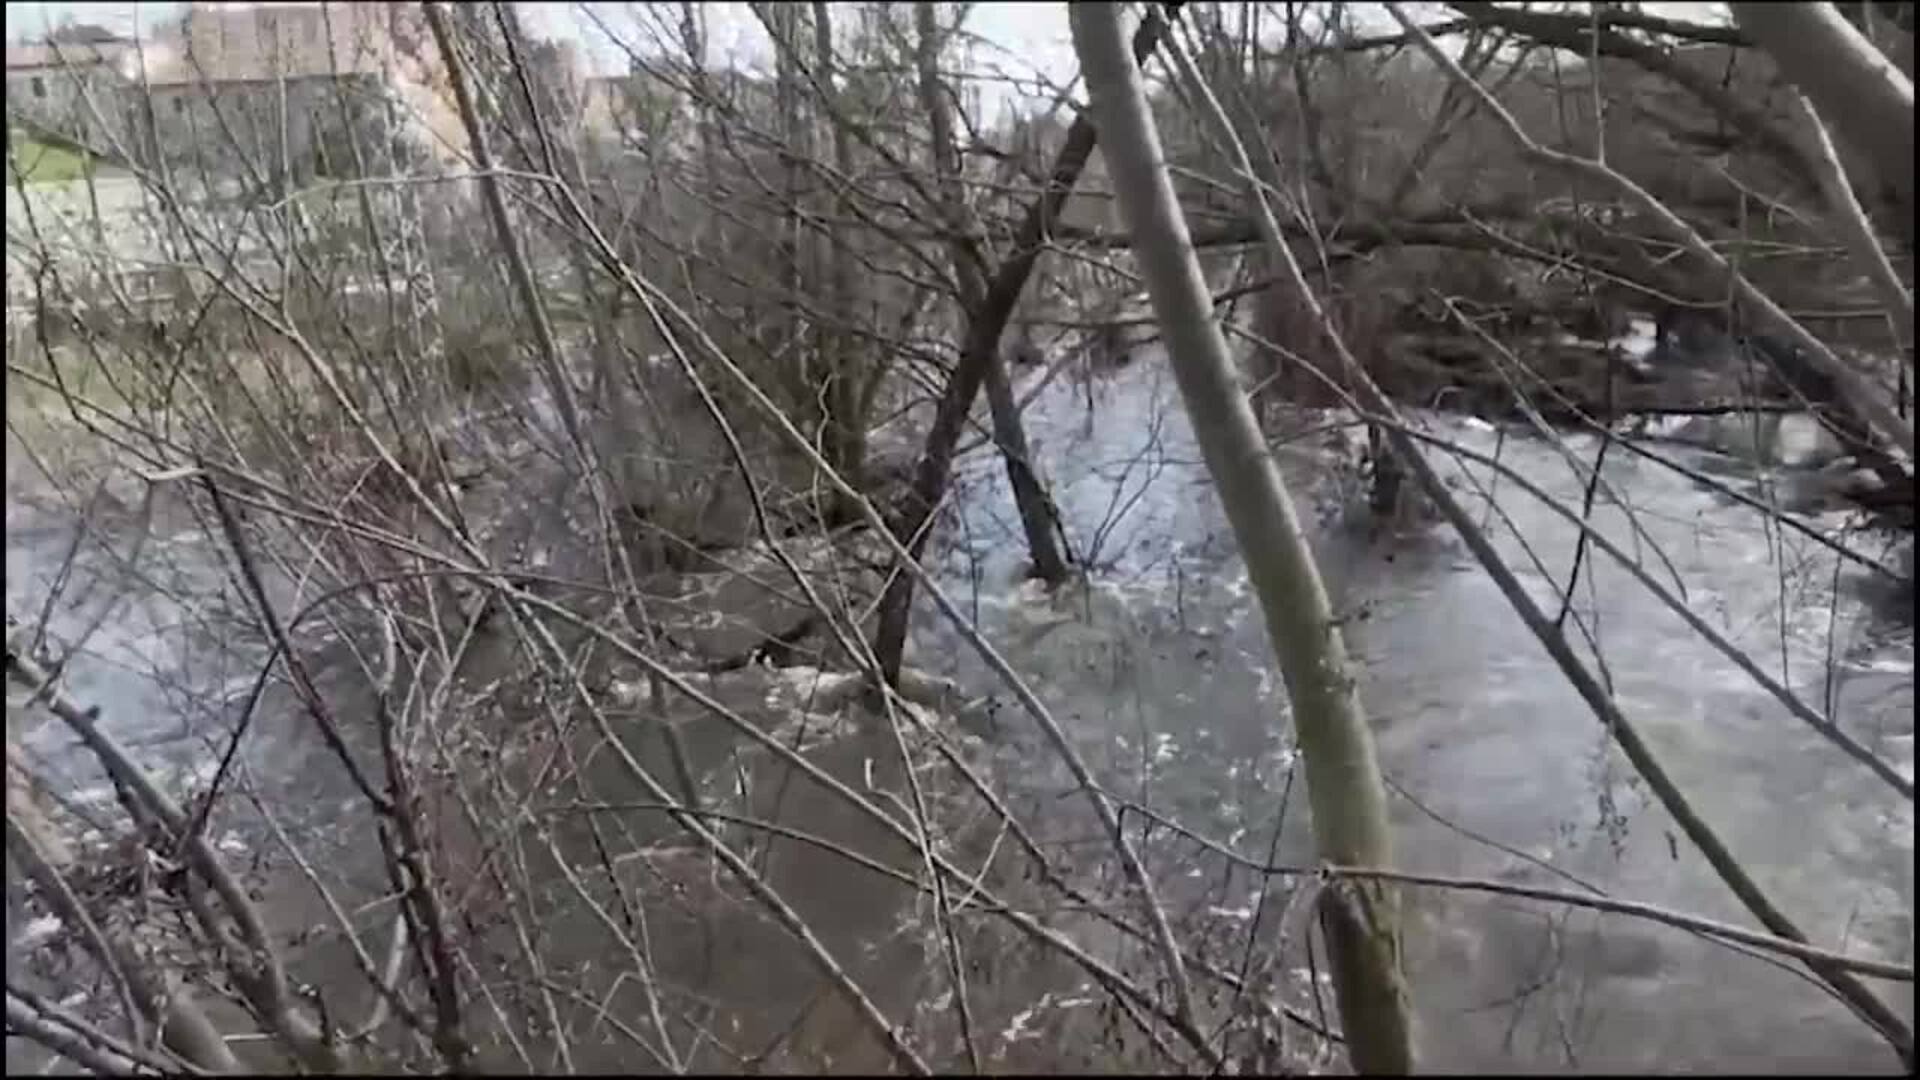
left=7, top=357, right=1913, bottom=1072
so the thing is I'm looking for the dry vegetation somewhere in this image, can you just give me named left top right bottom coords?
left=5, top=1, right=1914, bottom=1075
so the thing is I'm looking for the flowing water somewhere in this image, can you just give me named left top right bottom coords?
left=7, top=353, right=1914, bottom=1073
left=912, top=359, right=1913, bottom=1072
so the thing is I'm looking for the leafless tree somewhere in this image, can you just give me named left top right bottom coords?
left=6, top=2, right=1912, bottom=1075
left=1070, top=4, right=1413, bottom=1070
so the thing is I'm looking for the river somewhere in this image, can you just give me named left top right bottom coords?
left=6, top=353, right=1913, bottom=1073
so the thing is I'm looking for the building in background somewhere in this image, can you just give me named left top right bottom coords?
left=146, top=3, right=452, bottom=178
left=5, top=25, right=144, bottom=150
left=174, top=1, right=403, bottom=81
left=154, top=2, right=582, bottom=172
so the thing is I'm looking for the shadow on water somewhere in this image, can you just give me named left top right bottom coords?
left=6, top=351, right=1913, bottom=1072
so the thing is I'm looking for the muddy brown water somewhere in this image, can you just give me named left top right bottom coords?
left=7, top=358, right=1914, bottom=1073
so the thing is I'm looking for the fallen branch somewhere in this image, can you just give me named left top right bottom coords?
left=1446, top=1, right=1820, bottom=196
left=4, top=648, right=342, bottom=1073
left=6, top=992, right=148, bottom=1077
left=1425, top=5, right=1914, bottom=460
left=1325, top=866, right=1915, bottom=983
left=1732, top=2, right=1915, bottom=241
left=1100, top=802, right=1916, bottom=983
left=1788, top=91, right=1914, bottom=362
left=4, top=812, right=238, bottom=1074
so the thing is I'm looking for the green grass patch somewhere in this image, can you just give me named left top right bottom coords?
left=7, top=131, right=95, bottom=185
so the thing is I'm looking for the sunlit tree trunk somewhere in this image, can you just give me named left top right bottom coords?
left=1732, top=2, right=1914, bottom=243
left=1068, top=5, right=1416, bottom=1072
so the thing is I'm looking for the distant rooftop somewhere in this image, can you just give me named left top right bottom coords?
left=48, top=23, right=127, bottom=46
left=5, top=39, right=138, bottom=72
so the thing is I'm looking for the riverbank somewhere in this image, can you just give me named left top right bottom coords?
left=6, top=348, right=1912, bottom=1072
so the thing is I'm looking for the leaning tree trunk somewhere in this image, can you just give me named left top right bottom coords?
left=1068, top=4, right=1416, bottom=1073
left=911, top=0, right=1070, bottom=587
left=871, top=4, right=1176, bottom=687
left=1732, top=2, right=1915, bottom=245
left=5, top=749, right=242, bottom=1073
left=981, top=347, right=1072, bottom=579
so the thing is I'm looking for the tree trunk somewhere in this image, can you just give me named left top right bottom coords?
left=772, top=3, right=811, bottom=405
left=6, top=749, right=243, bottom=1073
left=871, top=4, right=1173, bottom=687
left=910, top=0, right=1070, bottom=586
left=1068, top=5, right=1416, bottom=1073
left=1732, top=2, right=1915, bottom=243
left=812, top=0, right=868, bottom=523
left=984, top=345, right=1071, bottom=580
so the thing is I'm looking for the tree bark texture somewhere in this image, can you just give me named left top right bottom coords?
left=871, top=3, right=1177, bottom=687
left=910, top=0, right=1070, bottom=588
left=1732, top=2, right=1915, bottom=244
left=1069, top=4, right=1415, bottom=1073
left=811, top=0, right=870, bottom=517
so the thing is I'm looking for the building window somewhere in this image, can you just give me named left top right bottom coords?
left=171, top=96, right=185, bottom=114
left=31, top=76, right=46, bottom=98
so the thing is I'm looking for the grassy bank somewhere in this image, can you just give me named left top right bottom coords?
left=7, top=130, right=97, bottom=185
